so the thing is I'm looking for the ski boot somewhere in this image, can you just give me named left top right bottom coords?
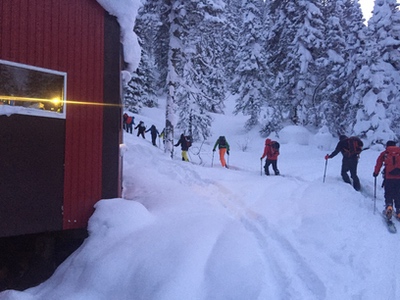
left=385, top=206, right=393, bottom=220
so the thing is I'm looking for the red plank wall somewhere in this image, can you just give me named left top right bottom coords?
left=0, top=0, right=105, bottom=230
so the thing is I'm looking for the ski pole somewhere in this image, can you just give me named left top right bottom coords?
left=373, top=176, right=377, bottom=215
left=211, top=151, right=215, bottom=167
left=323, top=159, right=328, bottom=183
left=227, top=151, right=230, bottom=167
left=260, top=158, right=263, bottom=176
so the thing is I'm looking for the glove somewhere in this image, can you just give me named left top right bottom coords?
left=325, top=154, right=330, bottom=160
left=260, top=157, right=263, bottom=160
left=373, top=172, right=378, bottom=177
left=213, top=149, right=216, bottom=152
left=227, top=151, right=230, bottom=155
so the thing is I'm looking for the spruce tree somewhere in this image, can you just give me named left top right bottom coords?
left=337, top=0, right=368, bottom=135
left=317, top=0, right=348, bottom=132
left=124, top=50, right=158, bottom=113
left=174, top=0, right=226, bottom=141
left=265, top=0, right=326, bottom=127
left=351, top=0, right=400, bottom=145
left=223, top=0, right=242, bottom=84
left=232, top=0, right=266, bottom=130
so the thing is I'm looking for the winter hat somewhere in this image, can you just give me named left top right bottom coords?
left=386, top=140, right=396, bottom=147
left=265, top=138, right=271, bottom=145
left=339, top=135, right=348, bottom=141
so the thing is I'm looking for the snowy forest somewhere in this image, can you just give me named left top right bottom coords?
left=123, top=0, right=400, bottom=151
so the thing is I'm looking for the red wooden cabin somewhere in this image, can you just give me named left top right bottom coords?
left=0, top=0, right=123, bottom=238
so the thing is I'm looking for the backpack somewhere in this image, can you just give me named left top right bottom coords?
left=343, top=137, right=363, bottom=158
left=267, top=141, right=279, bottom=156
left=185, top=136, right=192, bottom=148
left=384, top=147, right=400, bottom=176
left=271, top=141, right=280, bottom=151
left=219, top=136, right=227, bottom=147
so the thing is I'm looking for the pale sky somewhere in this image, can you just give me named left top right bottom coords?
left=360, top=0, right=374, bottom=22
left=361, top=0, right=400, bottom=22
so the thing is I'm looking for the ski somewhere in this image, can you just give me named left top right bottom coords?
left=226, top=165, right=241, bottom=170
left=380, top=210, right=397, bottom=233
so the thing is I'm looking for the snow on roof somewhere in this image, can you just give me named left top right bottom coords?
left=96, top=0, right=142, bottom=73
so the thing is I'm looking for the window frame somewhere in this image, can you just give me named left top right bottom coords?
left=0, top=59, right=67, bottom=119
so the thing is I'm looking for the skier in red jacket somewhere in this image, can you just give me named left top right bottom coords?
left=373, top=140, right=400, bottom=220
left=260, top=138, right=280, bottom=175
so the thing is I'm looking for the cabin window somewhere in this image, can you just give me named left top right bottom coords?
left=0, top=59, right=66, bottom=119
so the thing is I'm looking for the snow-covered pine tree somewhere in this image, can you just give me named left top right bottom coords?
left=259, top=0, right=287, bottom=135
left=222, top=0, right=242, bottom=84
left=231, top=0, right=266, bottom=130
left=124, top=48, right=158, bottom=113
left=124, top=71, right=143, bottom=114
left=133, top=2, right=162, bottom=104
left=257, top=1, right=280, bottom=136
left=197, top=0, right=227, bottom=115
left=351, top=0, right=400, bottom=145
left=124, top=54, right=158, bottom=113
left=336, top=0, right=368, bottom=134
left=316, top=0, right=348, bottom=132
left=174, top=0, right=225, bottom=141
left=283, top=0, right=325, bottom=126
left=265, top=0, right=325, bottom=128
left=264, top=0, right=297, bottom=128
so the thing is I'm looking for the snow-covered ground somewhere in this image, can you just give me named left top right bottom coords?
left=1, top=99, right=400, bottom=300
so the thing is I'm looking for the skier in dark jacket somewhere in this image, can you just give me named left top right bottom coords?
left=146, top=125, right=159, bottom=146
left=123, top=113, right=128, bottom=130
left=325, top=135, right=363, bottom=191
left=135, top=121, right=146, bottom=138
left=174, top=134, right=190, bottom=162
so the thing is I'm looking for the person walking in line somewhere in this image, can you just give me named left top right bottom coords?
left=213, top=136, right=230, bottom=168
left=174, top=134, right=191, bottom=162
left=135, top=121, right=146, bottom=138
left=325, top=135, right=363, bottom=191
left=146, top=125, right=159, bottom=146
left=123, top=113, right=128, bottom=130
left=260, top=138, right=280, bottom=175
left=373, top=140, right=400, bottom=220
left=159, top=128, right=166, bottom=146
left=125, top=115, right=134, bottom=134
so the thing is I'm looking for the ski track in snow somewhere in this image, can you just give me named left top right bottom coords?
left=210, top=176, right=327, bottom=299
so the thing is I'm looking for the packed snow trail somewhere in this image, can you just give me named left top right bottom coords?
left=210, top=177, right=327, bottom=299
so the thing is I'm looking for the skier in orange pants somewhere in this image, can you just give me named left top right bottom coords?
left=213, top=136, right=230, bottom=168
